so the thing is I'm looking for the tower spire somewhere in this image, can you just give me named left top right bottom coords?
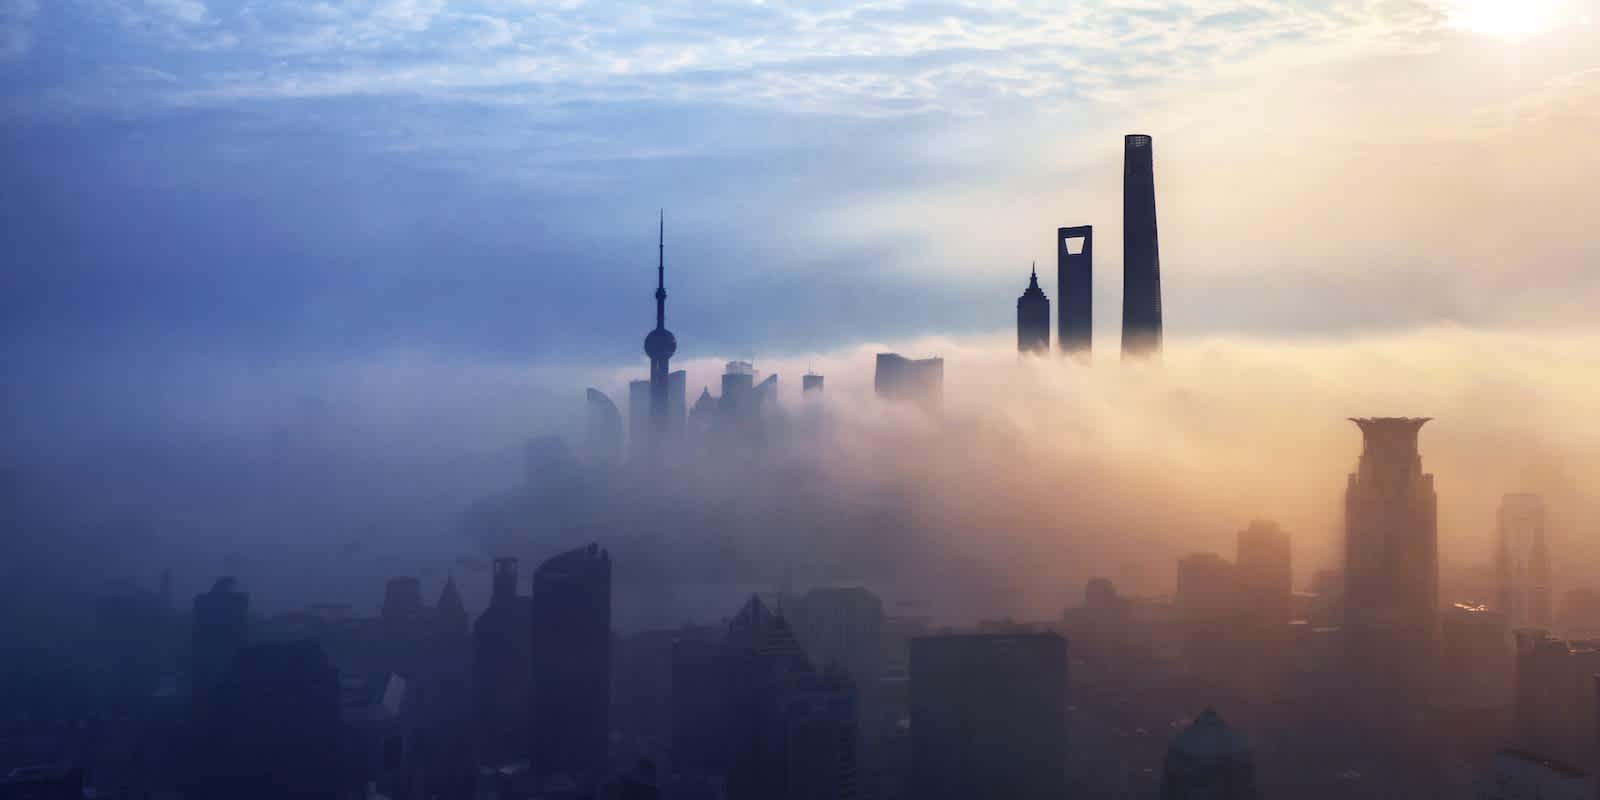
left=655, top=209, right=667, bottom=328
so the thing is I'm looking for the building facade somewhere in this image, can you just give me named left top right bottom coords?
left=1016, top=264, right=1050, bottom=354
left=1057, top=225, right=1092, bottom=356
left=529, top=543, right=613, bottom=788
left=909, top=632, right=1067, bottom=800
left=1121, top=134, right=1162, bottom=358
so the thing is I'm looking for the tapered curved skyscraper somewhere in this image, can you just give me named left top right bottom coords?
left=642, top=211, right=676, bottom=452
left=1122, top=134, right=1162, bottom=358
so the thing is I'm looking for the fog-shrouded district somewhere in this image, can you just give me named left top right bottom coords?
left=5, top=323, right=1598, bottom=638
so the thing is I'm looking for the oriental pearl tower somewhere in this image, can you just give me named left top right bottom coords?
left=642, top=210, right=676, bottom=448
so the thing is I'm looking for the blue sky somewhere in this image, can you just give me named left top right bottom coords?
left=3, top=0, right=1598, bottom=377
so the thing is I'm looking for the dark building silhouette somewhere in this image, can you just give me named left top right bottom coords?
left=195, top=640, right=342, bottom=800
left=529, top=543, right=612, bottom=788
left=803, top=373, right=824, bottom=394
left=672, top=596, right=857, bottom=800
left=1512, top=630, right=1600, bottom=775
left=0, top=765, right=84, bottom=799
left=755, top=373, right=779, bottom=411
left=628, top=379, right=651, bottom=459
left=1496, top=492, right=1552, bottom=630
left=380, top=576, right=425, bottom=622
left=1057, top=226, right=1092, bottom=356
left=1344, top=417, right=1438, bottom=691
left=437, top=573, right=468, bottom=637
left=1159, top=708, right=1257, bottom=800
left=473, top=558, right=532, bottom=765
left=191, top=577, right=249, bottom=702
left=721, top=361, right=756, bottom=417
left=642, top=212, right=678, bottom=454
left=874, top=354, right=943, bottom=408
left=585, top=387, right=624, bottom=467
left=1017, top=262, right=1050, bottom=354
left=909, top=632, right=1066, bottom=800
left=1236, top=520, right=1292, bottom=626
left=1122, top=135, right=1162, bottom=358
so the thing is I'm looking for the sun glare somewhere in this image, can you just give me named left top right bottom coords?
left=1450, top=0, right=1562, bottom=34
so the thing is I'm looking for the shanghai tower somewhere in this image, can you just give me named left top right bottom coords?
left=1121, top=134, right=1162, bottom=358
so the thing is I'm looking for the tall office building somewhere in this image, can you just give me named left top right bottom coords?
left=1057, top=226, right=1092, bottom=356
left=191, top=576, right=249, bottom=702
left=629, top=379, right=651, bottom=458
left=1122, top=135, right=1162, bottom=358
left=1159, top=709, right=1257, bottom=800
left=642, top=211, right=678, bottom=454
left=874, top=354, right=944, bottom=407
left=1236, top=520, right=1292, bottom=626
left=1017, top=263, right=1050, bottom=354
left=721, top=361, right=756, bottom=417
left=1344, top=418, right=1439, bottom=685
left=530, top=543, right=612, bottom=787
left=1513, top=631, right=1600, bottom=774
left=585, top=388, right=623, bottom=467
left=669, top=369, right=687, bottom=431
left=1496, top=493, right=1553, bottom=629
left=803, top=373, right=825, bottom=394
left=473, top=558, right=532, bottom=765
left=195, top=640, right=342, bottom=800
left=909, top=632, right=1067, bottom=800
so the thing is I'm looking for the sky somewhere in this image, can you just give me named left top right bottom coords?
left=4, top=1, right=1600, bottom=614
left=4, top=0, right=1598, bottom=376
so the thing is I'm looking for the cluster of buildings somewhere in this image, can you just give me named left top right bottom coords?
left=1016, top=135, right=1164, bottom=359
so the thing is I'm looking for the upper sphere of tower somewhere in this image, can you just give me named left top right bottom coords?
left=645, top=327, right=677, bottom=360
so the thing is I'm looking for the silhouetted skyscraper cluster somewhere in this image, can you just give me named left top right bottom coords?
left=1016, top=135, right=1164, bottom=359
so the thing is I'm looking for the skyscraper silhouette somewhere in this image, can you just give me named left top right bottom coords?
left=1495, top=493, right=1552, bottom=629
left=1122, top=135, right=1162, bottom=358
left=530, top=543, right=612, bottom=788
left=1016, top=263, right=1049, bottom=354
left=1344, top=417, right=1438, bottom=693
left=1057, top=226, right=1092, bottom=356
left=1159, top=708, right=1257, bottom=800
left=642, top=211, right=677, bottom=453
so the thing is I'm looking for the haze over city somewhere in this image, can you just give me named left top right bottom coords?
left=3, top=1, right=1600, bottom=799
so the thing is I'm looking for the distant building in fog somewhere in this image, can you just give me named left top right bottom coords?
left=1496, top=493, right=1552, bottom=630
left=1160, top=708, right=1256, bottom=800
left=1477, top=748, right=1593, bottom=800
left=1121, top=134, right=1162, bottom=358
left=1236, top=520, right=1291, bottom=626
left=802, top=372, right=824, bottom=394
left=720, top=361, right=756, bottom=418
left=196, top=640, right=342, bottom=800
left=629, top=379, right=651, bottom=459
left=874, top=353, right=943, bottom=408
left=1440, top=602, right=1512, bottom=711
left=191, top=576, right=249, bottom=702
left=529, top=543, right=612, bottom=788
left=1176, top=552, right=1237, bottom=620
left=380, top=576, right=424, bottom=622
left=473, top=558, right=531, bottom=765
left=1017, top=263, right=1050, bottom=354
left=585, top=388, right=623, bottom=467
left=755, top=373, right=778, bottom=411
left=1512, top=630, right=1600, bottom=774
left=1344, top=417, right=1438, bottom=692
left=792, top=586, right=885, bottom=690
left=1558, top=588, right=1600, bottom=640
left=909, top=632, right=1066, bottom=800
left=1057, top=226, right=1092, bottom=356
left=671, top=596, right=857, bottom=800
